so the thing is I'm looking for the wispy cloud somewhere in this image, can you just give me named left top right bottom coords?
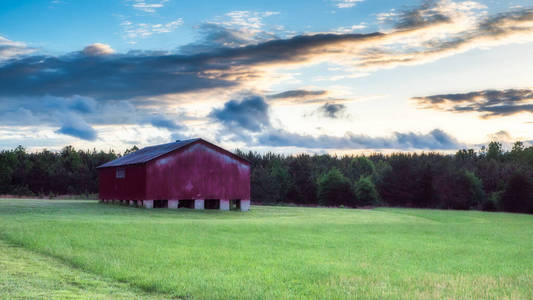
left=356, top=1, right=533, bottom=70
left=334, top=0, right=364, bottom=9
left=256, top=128, right=461, bottom=150
left=412, top=88, right=533, bottom=118
left=335, top=23, right=367, bottom=33
left=266, top=90, right=349, bottom=106
left=180, top=10, right=281, bottom=54
left=269, top=90, right=328, bottom=99
left=121, top=18, right=183, bottom=40
left=130, top=0, right=169, bottom=13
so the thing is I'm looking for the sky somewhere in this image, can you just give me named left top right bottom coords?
left=1, top=0, right=533, bottom=154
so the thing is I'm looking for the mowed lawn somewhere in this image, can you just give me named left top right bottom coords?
left=0, top=200, right=532, bottom=299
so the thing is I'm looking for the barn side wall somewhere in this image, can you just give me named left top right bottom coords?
left=98, top=164, right=146, bottom=201
left=145, top=142, right=250, bottom=201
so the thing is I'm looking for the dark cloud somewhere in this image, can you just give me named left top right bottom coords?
left=393, top=0, right=452, bottom=31
left=0, top=54, right=235, bottom=100
left=268, top=89, right=328, bottom=99
left=209, top=95, right=270, bottom=132
left=179, top=23, right=262, bottom=55
left=479, top=7, right=533, bottom=36
left=55, top=116, right=97, bottom=141
left=413, top=88, right=533, bottom=118
left=67, top=96, right=98, bottom=114
left=319, top=102, right=347, bottom=118
left=148, top=115, right=183, bottom=130
left=256, top=128, right=460, bottom=150
left=0, top=32, right=383, bottom=101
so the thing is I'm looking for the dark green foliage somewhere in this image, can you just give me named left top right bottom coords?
left=286, top=154, right=317, bottom=204
left=317, top=168, right=355, bottom=206
left=354, top=176, right=379, bottom=206
left=486, top=141, right=504, bottom=161
left=0, top=145, right=118, bottom=196
left=463, top=170, right=486, bottom=209
left=347, top=157, right=375, bottom=181
left=482, top=192, right=500, bottom=211
left=500, top=171, right=533, bottom=213
left=268, top=161, right=293, bottom=203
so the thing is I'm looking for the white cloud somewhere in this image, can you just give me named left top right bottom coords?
left=130, top=0, right=169, bottom=13
left=335, top=23, right=367, bottom=33
left=334, top=0, right=364, bottom=9
left=0, top=36, right=34, bottom=62
left=121, top=18, right=183, bottom=39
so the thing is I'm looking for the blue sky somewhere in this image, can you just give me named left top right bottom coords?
left=1, top=0, right=533, bottom=153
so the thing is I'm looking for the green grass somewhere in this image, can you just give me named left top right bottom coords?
left=0, top=239, right=164, bottom=299
left=0, top=199, right=532, bottom=299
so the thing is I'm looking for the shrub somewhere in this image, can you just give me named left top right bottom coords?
left=317, top=168, right=355, bottom=206
left=500, top=171, right=533, bottom=213
left=482, top=192, right=500, bottom=211
left=354, top=176, right=380, bottom=206
left=463, top=170, right=486, bottom=209
left=11, top=184, right=34, bottom=196
left=269, top=161, right=293, bottom=203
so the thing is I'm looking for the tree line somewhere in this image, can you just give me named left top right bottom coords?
left=1, top=142, right=533, bottom=214
left=0, top=145, right=137, bottom=197
left=237, top=141, right=533, bottom=214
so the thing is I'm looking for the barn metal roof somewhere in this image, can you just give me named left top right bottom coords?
left=97, top=138, right=200, bottom=168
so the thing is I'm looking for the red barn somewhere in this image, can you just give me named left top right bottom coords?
left=97, top=138, right=251, bottom=211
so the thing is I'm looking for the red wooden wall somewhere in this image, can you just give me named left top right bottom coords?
left=145, top=141, right=250, bottom=200
left=98, top=164, right=147, bottom=201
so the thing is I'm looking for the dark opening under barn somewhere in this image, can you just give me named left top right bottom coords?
left=178, top=199, right=194, bottom=209
left=230, top=199, right=241, bottom=210
left=154, top=200, right=168, bottom=208
left=205, top=199, right=220, bottom=209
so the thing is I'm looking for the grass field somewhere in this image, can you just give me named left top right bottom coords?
left=0, top=199, right=532, bottom=299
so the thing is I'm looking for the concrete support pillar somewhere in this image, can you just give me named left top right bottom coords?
left=220, top=199, right=230, bottom=211
left=129, top=200, right=135, bottom=206
left=194, top=199, right=204, bottom=210
left=137, top=200, right=142, bottom=207
left=168, top=200, right=179, bottom=209
left=144, top=200, right=154, bottom=209
left=240, top=199, right=250, bottom=212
